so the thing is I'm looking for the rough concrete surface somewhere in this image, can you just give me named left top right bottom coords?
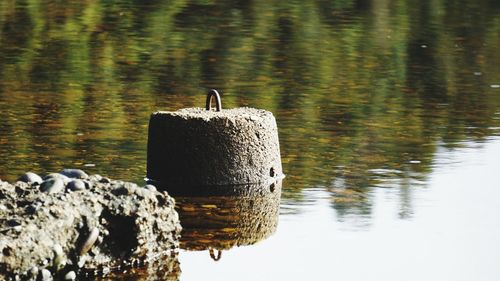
left=147, top=107, right=284, bottom=187
left=0, top=172, right=181, bottom=280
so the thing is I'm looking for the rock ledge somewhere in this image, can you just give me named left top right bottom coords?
left=0, top=171, right=181, bottom=280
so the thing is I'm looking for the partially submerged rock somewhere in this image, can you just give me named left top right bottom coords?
left=17, top=172, right=43, bottom=185
left=0, top=172, right=181, bottom=280
left=59, top=169, right=89, bottom=179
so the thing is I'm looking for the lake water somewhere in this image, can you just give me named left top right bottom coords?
left=0, top=0, right=499, bottom=280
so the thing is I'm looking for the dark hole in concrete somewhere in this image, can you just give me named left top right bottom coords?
left=25, top=204, right=37, bottom=215
left=111, top=187, right=128, bottom=196
left=15, top=186, right=28, bottom=196
left=16, top=200, right=31, bottom=208
left=270, top=183, right=275, bottom=193
left=100, top=211, right=138, bottom=259
left=7, top=219, right=20, bottom=227
left=2, top=247, right=11, bottom=256
left=270, top=167, right=275, bottom=177
left=157, top=195, right=166, bottom=207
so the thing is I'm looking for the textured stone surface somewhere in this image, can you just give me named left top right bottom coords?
left=0, top=173, right=181, bottom=280
left=147, top=107, right=283, bottom=187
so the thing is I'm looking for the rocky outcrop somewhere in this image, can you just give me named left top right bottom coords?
left=0, top=171, right=181, bottom=280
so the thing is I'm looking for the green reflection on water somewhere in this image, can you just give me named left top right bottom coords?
left=0, top=0, right=499, bottom=222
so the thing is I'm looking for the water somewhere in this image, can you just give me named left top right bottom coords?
left=1, top=0, right=500, bottom=280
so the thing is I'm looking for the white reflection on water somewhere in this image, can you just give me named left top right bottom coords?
left=179, top=138, right=500, bottom=281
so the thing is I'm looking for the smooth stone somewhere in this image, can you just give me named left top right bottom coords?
left=59, top=169, right=88, bottom=179
left=39, top=269, right=52, bottom=281
left=40, top=178, right=65, bottom=194
left=101, top=267, right=110, bottom=274
left=83, top=180, right=93, bottom=189
left=17, top=172, right=43, bottom=184
left=53, top=244, right=63, bottom=256
left=77, top=256, right=87, bottom=268
left=67, top=179, right=85, bottom=191
left=53, top=244, right=66, bottom=270
left=144, top=184, right=157, bottom=192
left=64, top=271, right=76, bottom=280
left=88, top=174, right=102, bottom=181
left=28, top=266, right=39, bottom=277
left=135, top=188, right=152, bottom=198
left=99, top=177, right=111, bottom=183
left=79, top=228, right=99, bottom=256
left=43, top=173, right=70, bottom=184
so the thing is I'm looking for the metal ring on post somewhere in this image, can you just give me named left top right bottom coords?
left=209, top=248, right=222, bottom=261
left=205, top=89, right=222, bottom=112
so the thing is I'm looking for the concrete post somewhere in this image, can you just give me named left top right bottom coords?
left=147, top=103, right=283, bottom=187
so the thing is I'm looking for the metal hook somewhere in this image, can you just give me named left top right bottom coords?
left=205, top=89, right=222, bottom=112
left=209, top=248, right=222, bottom=261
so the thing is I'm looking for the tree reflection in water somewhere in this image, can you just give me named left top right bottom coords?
left=0, top=0, right=498, bottom=227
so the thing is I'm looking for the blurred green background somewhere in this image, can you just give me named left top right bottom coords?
left=0, top=0, right=499, bottom=219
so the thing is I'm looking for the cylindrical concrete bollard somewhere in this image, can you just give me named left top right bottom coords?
left=147, top=90, right=283, bottom=187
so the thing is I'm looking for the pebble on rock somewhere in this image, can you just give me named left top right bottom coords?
left=144, top=184, right=157, bottom=192
left=0, top=172, right=181, bottom=279
left=99, top=177, right=111, bottom=183
left=43, top=173, right=70, bottom=184
left=67, top=179, right=86, bottom=191
left=52, top=244, right=66, bottom=270
left=17, top=172, right=43, bottom=185
left=60, top=169, right=88, bottom=179
left=39, top=269, right=52, bottom=281
left=40, top=178, right=65, bottom=194
left=64, top=270, right=76, bottom=281
left=79, top=228, right=99, bottom=256
left=28, top=266, right=38, bottom=277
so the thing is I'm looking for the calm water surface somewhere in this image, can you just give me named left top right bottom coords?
left=1, top=0, right=500, bottom=280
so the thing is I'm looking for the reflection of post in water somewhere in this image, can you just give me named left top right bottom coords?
left=209, top=248, right=222, bottom=261
left=167, top=180, right=282, bottom=261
